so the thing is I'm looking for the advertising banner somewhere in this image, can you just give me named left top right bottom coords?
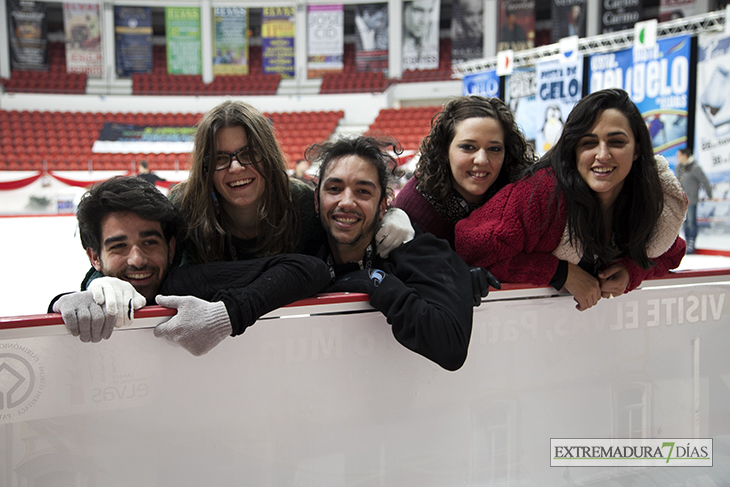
left=402, top=0, right=440, bottom=71
left=114, top=6, right=153, bottom=77
left=535, top=58, right=583, bottom=156
left=451, top=0, right=483, bottom=64
left=92, top=123, right=196, bottom=154
left=659, top=0, right=697, bottom=22
left=506, top=67, right=539, bottom=148
left=165, top=7, right=201, bottom=75
left=551, top=0, right=586, bottom=42
left=8, top=0, right=48, bottom=70
left=307, top=4, right=344, bottom=79
left=498, top=0, right=535, bottom=52
left=262, top=6, right=296, bottom=79
left=212, top=7, right=248, bottom=76
left=354, top=3, right=388, bottom=74
left=462, top=69, right=500, bottom=98
left=589, top=35, right=691, bottom=163
left=600, top=0, right=642, bottom=34
left=63, top=3, right=102, bottom=77
left=695, top=33, right=730, bottom=189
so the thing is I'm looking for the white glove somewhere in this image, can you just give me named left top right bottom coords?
left=88, top=276, right=146, bottom=329
left=154, top=295, right=233, bottom=356
left=53, top=291, right=115, bottom=343
left=375, top=208, right=415, bottom=258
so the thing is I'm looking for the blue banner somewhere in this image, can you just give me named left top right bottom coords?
left=505, top=67, right=538, bottom=147
left=589, top=35, right=691, bottom=163
left=535, top=58, right=583, bottom=156
left=462, top=70, right=500, bottom=98
left=114, top=6, right=153, bottom=77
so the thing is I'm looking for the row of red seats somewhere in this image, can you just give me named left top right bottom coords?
left=365, top=106, right=440, bottom=152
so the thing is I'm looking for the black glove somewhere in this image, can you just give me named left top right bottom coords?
left=327, top=269, right=387, bottom=296
left=470, top=266, right=501, bottom=307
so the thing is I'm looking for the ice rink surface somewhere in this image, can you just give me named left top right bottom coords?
left=1, top=215, right=730, bottom=317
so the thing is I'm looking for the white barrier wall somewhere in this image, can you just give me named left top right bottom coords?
left=1, top=273, right=729, bottom=486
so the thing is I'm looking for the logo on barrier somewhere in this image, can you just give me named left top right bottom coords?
left=551, top=438, right=712, bottom=467
left=0, top=344, right=45, bottom=421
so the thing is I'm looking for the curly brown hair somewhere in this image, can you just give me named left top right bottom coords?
left=415, top=95, right=535, bottom=204
left=170, top=100, right=298, bottom=263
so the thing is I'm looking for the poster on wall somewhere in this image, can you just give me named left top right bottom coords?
left=165, top=7, right=201, bottom=75
left=600, top=0, right=641, bottom=33
left=354, top=3, right=388, bottom=74
left=262, top=6, right=295, bottom=79
left=659, top=0, right=697, bottom=22
left=402, top=0, right=440, bottom=71
left=498, top=0, right=535, bottom=52
left=505, top=67, right=539, bottom=148
left=114, top=6, right=152, bottom=77
left=462, top=69, right=499, bottom=98
left=588, top=35, right=691, bottom=163
left=695, top=32, right=730, bottom=193
left=63, top=3, right=102, bottom=77
left=8, top=0, right=48, bottom=70
left=551, top=0, right=586, bottom=42
left=212, top=7, right=248, bottom=76
left=534, top=58, right=583, bottom=156
left=307, top=4, right=343, bottom=79
left=451, top=0, right=483, bottom=65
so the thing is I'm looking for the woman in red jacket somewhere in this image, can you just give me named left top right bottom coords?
left=455, top=89, right=687, bottom=311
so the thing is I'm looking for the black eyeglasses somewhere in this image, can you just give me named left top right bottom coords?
left=204, top=146, right=263, bottom=172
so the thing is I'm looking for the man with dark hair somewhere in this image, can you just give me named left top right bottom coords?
left=308, top=136, right=498, bottom=371
left=137, top=160, right=166, bottom=186
left=51, top=176, right=330, bottom=355
left=676, top=148, right=713, bottom=253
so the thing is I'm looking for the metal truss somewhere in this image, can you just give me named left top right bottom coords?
left=452, top=9, right=728, bottom=77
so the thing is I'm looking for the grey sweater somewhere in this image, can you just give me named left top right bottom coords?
left=677, top=157, right=712, bottom=205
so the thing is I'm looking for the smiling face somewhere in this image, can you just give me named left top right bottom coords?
left=87, top=212, right=175, bottom=302
left=448, top=116, right=505, bottom=204
left=575, top=108, right=638, bottom=207
left=317, top=155, right=387, bottom=264
left=212, top=125, right=266, bottom=219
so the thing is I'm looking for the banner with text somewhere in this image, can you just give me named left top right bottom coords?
left=695, top=32, right=730, bottom=187
left=354, top=3, right=389, bottom=74
left=165, top=7, right=201, bottom=75
left=535, top=58, right=583, bottom=156
left=589, top=35, right=691, bottom=164
left=92, top=123, right=196, bottom=154
left=506, top=67, right=539, bottom=148
left=462, top=69, right=500, bottom=98
left=402, top=0, right=440, bottom=71
left=262, top=7, right=295, bottom=79
left=114, top=6, right=152, bottom=77
left=498, top=0, right=535, bottom=52
left=212, top=7, right=248, bottom=76
left=451, top=0, right=484, bottom=64
left=8, top=0, right=48, bottom=70
left=63, top=3, right=102, bottom=77
left=551, top=0, right=586, bottom=42
left=601, top=0, right=642, bottom=33
left=307, top=4, right=344, bottom=79
left=660, top=0, right=697, bottom=22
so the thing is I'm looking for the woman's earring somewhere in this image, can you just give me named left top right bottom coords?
left=211, top=191, right=220, bottom=215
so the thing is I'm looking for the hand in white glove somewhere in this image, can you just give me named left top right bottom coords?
left=375, top=207, right=415, bottom=258
left=153, top=295, right=233, bottom=356
left=53, top=291, right=115, bottom=343
left=88, top=276, right=146, bottom=329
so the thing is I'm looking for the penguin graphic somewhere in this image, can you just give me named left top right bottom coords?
left=541, top=104, right=564, bottom=153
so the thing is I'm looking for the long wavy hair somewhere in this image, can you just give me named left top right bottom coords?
left=532, top=88, right=663, bottom=270
left=170, top=100, right=298, bottom=263
left=416, top=95, right=535, bottom=204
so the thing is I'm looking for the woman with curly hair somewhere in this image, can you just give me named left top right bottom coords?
left=455, top=89, right=687, bottom=311
left=393, top=95, right=535, bottom=248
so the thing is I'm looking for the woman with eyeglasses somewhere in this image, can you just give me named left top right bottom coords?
left=171, top=100, right=413, bottom=264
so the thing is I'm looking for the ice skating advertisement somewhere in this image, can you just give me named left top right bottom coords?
left=505, top=67, right=539, bottom=147
left=462, top=69, right=499, bottom=98
left=534, top=58, right=583, bottom=156
left=696, top=33, right=730, bottom=186
left=589, top=35, right=690, bottom=165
